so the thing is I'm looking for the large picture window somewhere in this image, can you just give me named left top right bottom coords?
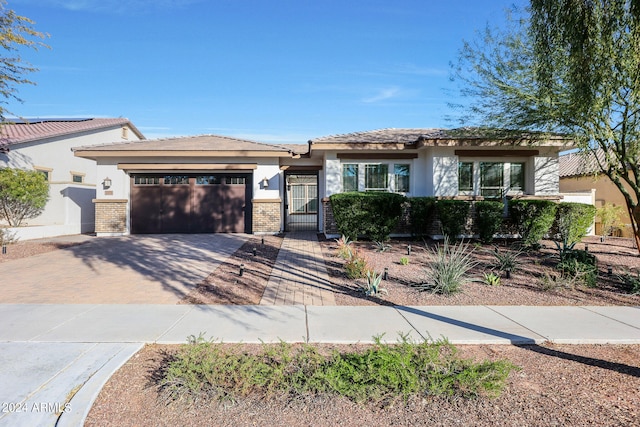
left=365, top=164, right=389, bottom=191
left=458, top=161, right=526, bottom=198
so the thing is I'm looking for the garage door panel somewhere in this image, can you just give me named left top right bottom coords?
left=130, top=186, right=161, bottom=234
left=161, top=185, right=190, bottom=233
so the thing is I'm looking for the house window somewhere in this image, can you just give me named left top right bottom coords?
left=394, top=164, right=410, bottom=193
left=225, top=176, right=246, bottom=185
left=134, top=176, right=160, bottom=185
left=196, top=175, right=221, bottom=185
left=365, top=164, right=388, bottom=191
left=342, top=164, right=358, bottom=192
left=72, top=174, right=84, bottom=183
left=458, top=162, right=473, bottom=192
left=480, top=162, right=504, bottom=198
left=34, top=167, right=52, bottom=182
left=164, top=175, right=189, bottom=185
left=510, top=163, right=525, bottom=191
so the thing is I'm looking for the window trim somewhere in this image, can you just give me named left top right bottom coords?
left=34, top=166, right=52, bottom=182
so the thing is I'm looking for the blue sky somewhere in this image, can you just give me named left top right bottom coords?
left=7, top=0, right=526, bottom=143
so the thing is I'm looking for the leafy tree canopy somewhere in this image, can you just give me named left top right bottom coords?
left=451, top=0, right=640, bottom=250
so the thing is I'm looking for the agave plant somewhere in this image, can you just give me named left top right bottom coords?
left=364, top=270, right=388, bottom=296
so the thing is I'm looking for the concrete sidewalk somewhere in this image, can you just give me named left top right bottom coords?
left=1, top=303, right=639, bottom=427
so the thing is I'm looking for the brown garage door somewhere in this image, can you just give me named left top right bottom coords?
left=130, top=174, right=252, bottom=234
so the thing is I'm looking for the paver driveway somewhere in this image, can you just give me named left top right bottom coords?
left=0, top=234, right=248, bottom=304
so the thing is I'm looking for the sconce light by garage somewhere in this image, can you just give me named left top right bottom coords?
left=102, top=177, right=112, bottom=189
left=261, top=177, right=269, bottom=188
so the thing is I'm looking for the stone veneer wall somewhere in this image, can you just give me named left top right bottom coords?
left=252, top=199, right=282, bottom=233
left=93, top=199, right=127, bottom=234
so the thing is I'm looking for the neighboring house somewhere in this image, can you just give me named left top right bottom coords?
left=0, top=117, right=144, bottom=239
left=559, top=149, right=635, bottom=237
left=74, top=128, right=571, bottom=237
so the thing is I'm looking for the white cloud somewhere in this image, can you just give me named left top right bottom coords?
left=361, top=87, right=402, bottom=104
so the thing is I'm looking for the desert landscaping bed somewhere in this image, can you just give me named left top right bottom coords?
left=319, top=235, right=640, bottom=307
left=85, top=342, right=640, bottom=426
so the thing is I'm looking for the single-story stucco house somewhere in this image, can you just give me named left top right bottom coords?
left=1, top=117, right=144, bottom=239
left=73, top=128, right=572, bottom=237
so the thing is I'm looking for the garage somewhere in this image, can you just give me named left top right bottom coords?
left=130, top=173, right=252, bottom=234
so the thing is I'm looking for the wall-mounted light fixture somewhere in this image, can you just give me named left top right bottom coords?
left=262, top=177, right=269, bottom=188
left=102, top=177, right=112, bottom=189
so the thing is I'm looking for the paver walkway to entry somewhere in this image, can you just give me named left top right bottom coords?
left=260, top=232, right=336, bottom=305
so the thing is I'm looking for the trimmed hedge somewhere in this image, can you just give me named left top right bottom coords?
left=509, top=199, right=558, bottom=248
left=476, top=201, right=504, bottom=243
left=436, top=200, right=470, bottom=239
left=330, top=192, right=405, bottom=241
left=409, top=197, right=437, bottom=237
left=551, top=202, right=596, bottom=249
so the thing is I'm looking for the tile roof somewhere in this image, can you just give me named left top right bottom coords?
left=309, top=127, right=570, bottom=145
left=309, top=128, right=448, bottom=144
left=559, top=149, right=606, bottom=177
left=0, top=118, right=144, bottom=145
left=73, top=134, right=295, bottom=153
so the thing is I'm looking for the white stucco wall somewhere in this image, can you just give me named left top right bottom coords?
left=1, top=125, right=138, bottom=238
left=432, top=153, right=458, bottom=197
left=533, top=154, right=560, bottom=195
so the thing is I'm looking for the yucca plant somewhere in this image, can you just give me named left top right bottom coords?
left=374, top=241, right=391, bottom=252
left=418, top=238, right=477, bottom=295
left=491, top=247, right=522, bottom=273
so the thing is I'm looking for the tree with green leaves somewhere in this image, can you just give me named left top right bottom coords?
left=0, top=0, right=48, bottom=153
left=451, top=0, right=640, bottom=251
left=0, top=168, right=49, bottom=226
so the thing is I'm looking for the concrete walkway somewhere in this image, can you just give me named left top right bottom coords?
left=260, top=232, right=336, bottom=305
left=1, top=304, right=640, bottom=426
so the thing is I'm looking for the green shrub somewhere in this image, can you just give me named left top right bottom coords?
left=436, top=200, right=470, bottom=239
left=475, top=201, right=504, bottom=243
left=551, top=202, right=596, bottom=252
left=409, top=197, right=437, bottom=237
left=508, top=199, right=558, bottom=248
left=330, top=192, right=405, bottom=241
left=482, top=272, right=501, bottom=286
left=160, top=335, right=516, bottom=405
left=0, top=168, right=49, bottom=226
left=618, top=269, right=640, bottom=294
left=596, top=203, right=624, bottom=238
left=557, top=249, right=598, bottom=288
left=417, top=238, right=477, bottom=295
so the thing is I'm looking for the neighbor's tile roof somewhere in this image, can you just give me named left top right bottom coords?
left=1, top=118, right=144, bottom=145
left=559, top=149, right=606, bottom=177
left=73, top=134, right=295, bottom=153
